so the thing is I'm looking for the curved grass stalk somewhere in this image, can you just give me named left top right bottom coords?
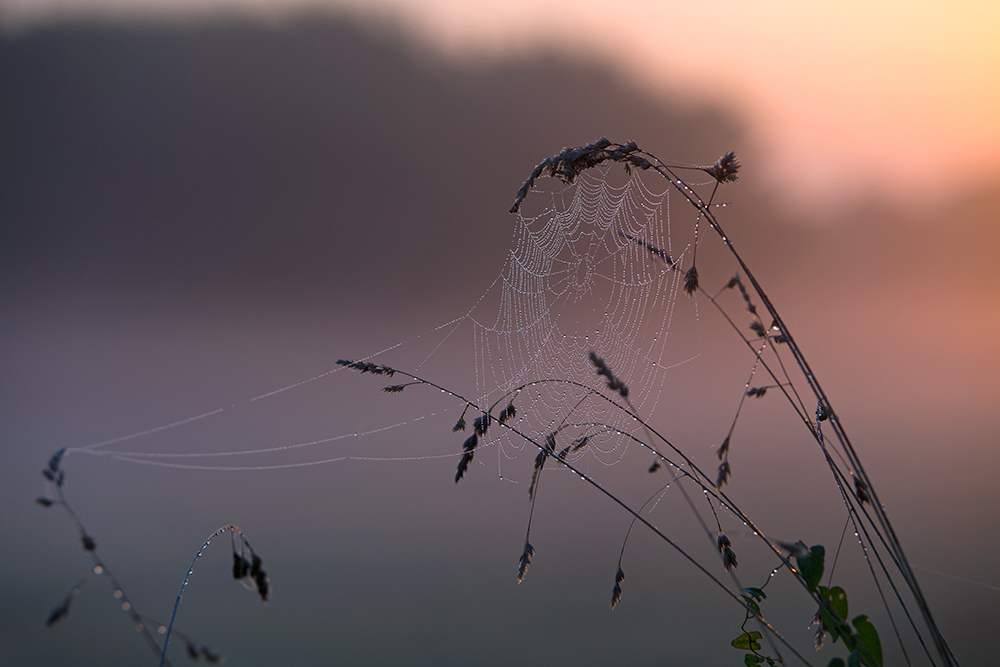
left=511, top=137, right=957, bottom=666
left=159, top=525, right=269, bottom=667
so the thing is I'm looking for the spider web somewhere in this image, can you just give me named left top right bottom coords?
left=461, top=167, right=699, bottom=469
left=71, top=166, right=713, bottom=474
left=45, top=153, right=958, bottom=667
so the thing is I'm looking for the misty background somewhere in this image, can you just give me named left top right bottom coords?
left=2, top=10, right=998, bottom=666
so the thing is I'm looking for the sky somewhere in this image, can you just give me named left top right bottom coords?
left=1, top=3, right=998, bottom=666
left=2, top=0, right=999, bottom=203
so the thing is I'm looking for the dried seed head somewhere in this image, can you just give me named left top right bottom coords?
left=452, top=416, right=466, bottom=432
left=649, top=459, right=661, bottom=473
left=621, top=230, right=674, bottom=267
left=746, top=387, right=767, bottom=398
left=233, top=553, right=251, bottom=580
left=517, top=543, right=535, bottom=583
left=749, top=318, right=766, bottom=337
left=529, top=435, right=553, bottom=500
left=48, top=448, right=66, bottom=473
left=203, top=646, right=224, bottom=664
left=683, top=266, right=699, bottom=296
left=187, top=642, right=224, bottom=662
left=510, top=138, right=653, bottom=213
left=381, top=384, right=407, bottom=393
left=81, top=535, right=96, bottom=552
left=610, top=568, right=625, bottom=610
left=455, top=451, right=474, bottom=483
left=816, top=402, right=833, bottom=422
left=810, top=610, right=827, bottom=650
left=249, top=554, right=270, bottom=602
left=336, top=359, right=395, bottom=376
left=498, top=402, right=516, bottom=424
left=36, top=496, right=55, bottom=508
left=473, top=413, right=491, bottom=436
left=718, top=533, right=738, bottom=570
left=716, top=436, right=731, bottom=460
left=46, top=599, right=71, bottom=626
left=703, top=151, right=741, bottom=184
left=854, top=477, right=871, bottom=505
left=716, top=460, right=731, bottom=490
left=254, top=569, right=270, bottom=602
left=722, top=545, right=739, bottom=571
left=721, top=549, right=737, bottom=569
left=589, top=351, right=629, bottom=397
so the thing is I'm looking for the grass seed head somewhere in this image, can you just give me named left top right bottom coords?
left=47, top=448, right=66, bottom=473
left=716, top=436, right=731, bottom=460
left=509, top=138, right=653, bottom=213
left=473, top=413, right=491, bottom=436
left=249, top=554, right=270, bottom=602
left=718, top=533, right=738, bottom=571
left=46, top=599, right=71, bottom=626
left=684, top=266, right=700, bottom=296
left=455, top=451, right=474, bottom=483
left=589, top=351, right=629, bottom=397
left=703, top=151, right=741, bottom=183
left=233, top=553, right=248, bottom=580
left=498, top=402, right=516, bottom=424
left=610, top=567, right=626, bottom=610
left=716, top=460, right=731, bottom=490
left=810, top=610, right=827, bottom=650
left=517, top=543, right=535, bottom=583
left=854, top=477, right=871, bottom=505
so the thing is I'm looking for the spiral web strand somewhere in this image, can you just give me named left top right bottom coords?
left=465, top=169, right=697, bottom=468
left=71, top=167, right=702, bottom=474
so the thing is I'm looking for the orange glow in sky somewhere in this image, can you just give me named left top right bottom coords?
left=4, top=0, right=998, bottom=203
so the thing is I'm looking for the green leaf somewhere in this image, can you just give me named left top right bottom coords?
left=741, top=594, right=761, bottom=616
left=826, top=586, right=848, bottom=621
left=852, top=615, right=883, bottom=666
left=731, top=631, right=762, bottom=651
left=817, top=585, right=849, bottom=640
left=796, top=543, right=825, bottom=592
left=744, top=654, right=763, bottom=666
left=742, top=587, right=767, bottom=601
left=827, top=659, right=845, bottom=667
left=847, top=649, right=861, bottom=667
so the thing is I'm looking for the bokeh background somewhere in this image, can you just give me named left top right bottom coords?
left=2, top=2, right=998, bottom=665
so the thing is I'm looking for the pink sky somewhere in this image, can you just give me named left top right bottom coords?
left=4, top=0, right=999, bottom=203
